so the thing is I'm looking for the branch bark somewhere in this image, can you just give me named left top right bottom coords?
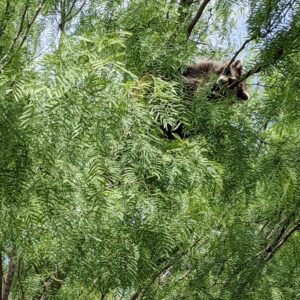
left=187, top=0, right=211, bottom=39
left=2, top=257, right=16, bottom=300
left=0, top=0, right=46, bottom=69
left=2, top=0, right=29, bottom=59
left=263, top=219, right=300, bottom=262
left=18, top=0, right=46, bottom=50
left=0, top=251, right=2, bottom=300
left=0, top=1, right=11, bottom=38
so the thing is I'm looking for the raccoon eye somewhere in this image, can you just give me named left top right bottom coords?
left=224, top=68, right=232, bottom=76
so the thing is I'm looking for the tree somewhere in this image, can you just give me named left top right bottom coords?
left=0, top=0, right=300, bottom=299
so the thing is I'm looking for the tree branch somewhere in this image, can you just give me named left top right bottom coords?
left=18, top=0, right=46, bottom=50
left=130, top=239, right=200, bottom=300
left=225, top=37, right=256, bottom=72
left=187, top=0, right=212, bottom=39
left=2, top=0, right=29, bottom=59
left=263, top=219, right=300, bottom=261
left=59, top=0, right=67, bottom=32
left=178, top=0, right=195, bottom=22
left=0, top=1, right=11, bottom=38
left=14, top=0, right=30, bottom=44
left=65, top=0, right=77, bottom=19
left=225, top=0, right=297, bottom=72
left=2, top=257, right=16, bottom=300
left=227, top=64, right=262, bottom=90
left=0, top=0, right=46, bottom=69
left=65, top=0, right=87, bottom=22
left=0, top=251, right=2, bottom=300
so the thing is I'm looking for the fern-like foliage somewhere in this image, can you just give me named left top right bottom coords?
left=0, top=0, right=300, bottom=299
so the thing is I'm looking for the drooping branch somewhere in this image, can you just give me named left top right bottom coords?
left=187, top=0, right=212, bottom=39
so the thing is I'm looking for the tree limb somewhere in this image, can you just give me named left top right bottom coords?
left=130, top=239, right=200, bottom=300
left=2, top=0, right=29, bottom=59
left=14, top=0, right=30, bottom=44
left=263, top=219, right=300, bottom=262
left=0, top=0, right=46, bottom=69
left=0, top=251, right=2, bottom=300
left=225, top=0, right=297, bottom=72
left=227, top=64, right=262, bottom=90
left=17, top=258, right=25, bottom=300
left=0, top=0, right=11, bottom=38
left=18, top=0, right=46, bottom=50
left=2, top=257, right=16, bottom=300
left=187, top=0, right=212, bottom=39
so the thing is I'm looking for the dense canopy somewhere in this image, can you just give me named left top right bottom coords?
left=0, top=0, right=300, bottom=299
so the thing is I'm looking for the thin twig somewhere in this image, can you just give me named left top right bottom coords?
left=14, top=0, right=30, bottom=44
left=65, top=0, right=87, bottom=22
left=65, top=0, right=77, bottom=19
left=225, top=37, right=256, bottom=72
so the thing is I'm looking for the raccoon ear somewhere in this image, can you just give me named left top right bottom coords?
left=233, top=60, right=243, bottom=69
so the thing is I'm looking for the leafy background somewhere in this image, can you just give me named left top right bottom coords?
left=0, top=0, right=300, bottom=299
